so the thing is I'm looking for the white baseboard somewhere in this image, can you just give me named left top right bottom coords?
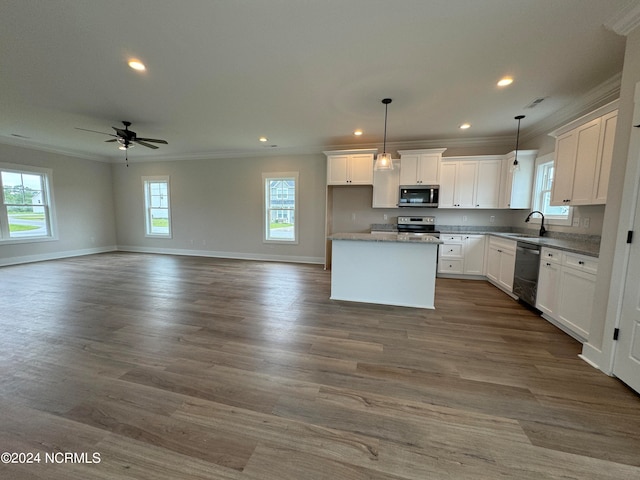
left=580, top=343, right=614, bottom=375
left=116, top=245, right=325, bottom=265
left=0, top=245, right=118, bottom=267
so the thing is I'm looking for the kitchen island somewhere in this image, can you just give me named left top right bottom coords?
left=328, top=233, right=442, bottom=309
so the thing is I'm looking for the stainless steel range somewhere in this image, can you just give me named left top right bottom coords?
left=397, top=216, right=440, bottom=237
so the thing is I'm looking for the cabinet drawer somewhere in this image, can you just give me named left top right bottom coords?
left=540, top=247, right=562, bottom=265
left=441, top=235, right=463, bottom=243
left=439, top=244, right=463, bottom=257
left=563, top=252, right=598, bottom=274
left=438, top=259, right=463, bottom=274
left=488, top=235, right=517, bottom=252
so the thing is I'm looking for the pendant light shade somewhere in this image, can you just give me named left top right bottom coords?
left=374, top=98, right=394, bottom=171
left=511, top=115, right=525, bottom=173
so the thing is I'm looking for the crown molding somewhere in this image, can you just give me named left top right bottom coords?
left=604, top=0, right=640, bottom=35
left=520, top=73, right=621, bottom=143
left=0, top=136, right=110, bottom=162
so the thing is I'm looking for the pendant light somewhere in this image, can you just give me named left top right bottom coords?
left=374, top=98, right=394, bottom=171
left=510, top=115, right=525, bottom=173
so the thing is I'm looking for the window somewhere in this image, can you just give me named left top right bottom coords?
left=0, top=164, right=56, bottom=243
left=263, top=172, right=298, bottom=243
left=531, top=154, right=572, bottom=226
left=143, top=176, right=172, bottom=237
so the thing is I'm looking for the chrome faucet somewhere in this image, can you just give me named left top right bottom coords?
left=525, top=210, right=546, bottom=236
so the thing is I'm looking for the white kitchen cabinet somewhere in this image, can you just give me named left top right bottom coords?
left=549, top=102, right=618, bottom=206
left=499, top=150, right=537, bottom=209
left=536, top=248, right=562, bottom=317
left=438, top=234, right=486, bottom=276
left=463, top=234, right=486, bottom=275
left=592, top=109, right=617, bottom=204
left=486, top=236, right=516, bottom=292
left=535, top=247, right=598, bottom=342
left=397, top=148, right=446, bottom=185
left=440, top=157, right=501, bottom=208
left=325, top=150, right=376, bottom=185
left=438, top=234, right=464, bottom=274
left=372, top=160, right=400, bottom=208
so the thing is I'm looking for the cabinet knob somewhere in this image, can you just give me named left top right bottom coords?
left=546, top=262, right=551, bottom=266
left=578, top=260, right=585, bottom=265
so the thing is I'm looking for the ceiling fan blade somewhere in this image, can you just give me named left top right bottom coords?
left=105, top=139, right=117, bottom=143
left=136, top=137, right=168, bottom=144
left=76, top=127, right=116, bottom=137
left=134, top=140, right=159, bottom=149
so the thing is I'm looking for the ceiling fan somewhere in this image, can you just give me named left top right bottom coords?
left=76, top=121, right=168, bottom=165
left=76, top=120, right=168, bottom=149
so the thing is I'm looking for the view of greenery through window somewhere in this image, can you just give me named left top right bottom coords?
left=1, top=170, right=49, bottom=238
left=265, top=177, right=296, bottom=242
left=144, top=178, right=171, bottom=236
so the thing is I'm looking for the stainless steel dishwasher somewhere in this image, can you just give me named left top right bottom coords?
left=513, top=241, right=541, bottom=308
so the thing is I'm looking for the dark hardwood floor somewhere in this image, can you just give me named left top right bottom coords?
left=1, top=252, right=639, bottom=479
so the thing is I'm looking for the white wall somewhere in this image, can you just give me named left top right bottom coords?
left=585, top=27, right=640, bottom=363
left=0, top=144, right=116, bottom=266
left=111, top=153, right=326, bottom=263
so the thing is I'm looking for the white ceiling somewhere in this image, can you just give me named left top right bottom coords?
left=0, top=0, right=632, bottom=162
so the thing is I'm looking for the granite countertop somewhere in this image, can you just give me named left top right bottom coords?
left=485, top=232, right=600, bottom=257
left=329, top=232, right=443, bottom=244
left=369, top=224, right=600, bottom=257
left=437, top=229, right=600, bottom=257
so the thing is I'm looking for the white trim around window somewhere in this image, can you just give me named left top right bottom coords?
left=0, top=162, right=58, bottom=244
left=263, top=172, right=298, bottom=244
left=142, top=176, right=172, bottom=238
left=531, top=153, right=573, bottom=226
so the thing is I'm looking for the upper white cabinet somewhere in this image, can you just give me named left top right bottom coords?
left=439, top=156, right=501, bottom=208
left=398, top=148, right=446, bottom=185
left=499, top=150, right=537, bottom=209
left=549, top=101, right=618, bottom=206
left=325, top=149, right=376, bottom=185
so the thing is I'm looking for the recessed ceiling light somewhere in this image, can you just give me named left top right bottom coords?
left=459, top=123, right=471, bottom=130
left=128, top=60, right=146, bottom=71
left=354, top=130, right=363, bottom=136
left=259, top=136, right=268, bottom=142
left=497, top=77, right=513, bottom=87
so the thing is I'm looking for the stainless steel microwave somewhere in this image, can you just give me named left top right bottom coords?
left=398, top=185, right=439, bottom=207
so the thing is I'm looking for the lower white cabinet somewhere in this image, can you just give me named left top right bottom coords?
left=486, top=236, right=516, bottom=292
left=535, top=247, right=598, bottom=341
left=438, top=234, right=486, bottom=276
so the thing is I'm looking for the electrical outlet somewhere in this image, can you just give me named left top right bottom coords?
left=383, top=214, right=388, bottom=221
left=489, top=215, right=495, bottom=223
left=351, top=213, right=356, bottom=222
left=462, top=215, right=468, bottom=222
left=583, top=217, right=590, bottom=228
left=572, top=217, right=580, bottom=227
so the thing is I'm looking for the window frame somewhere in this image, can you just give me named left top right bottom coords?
left=142, top=175, right=172, bottom=238
left=530, top=153, right=573, bottom=226
left=263, top=172, right=298, bottom=244
left=0, top=163, right=58, bottom=244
